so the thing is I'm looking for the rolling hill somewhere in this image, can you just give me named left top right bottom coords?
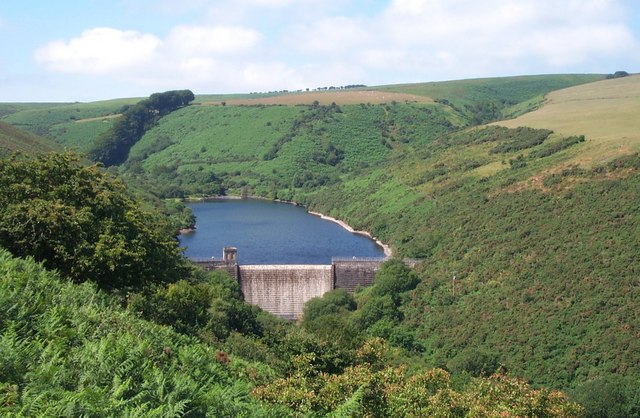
left=0, top=99, right=138, bottom=152
left=496, top=75, right=640, bottom=167
left=1, top=73, right=639, bottom=414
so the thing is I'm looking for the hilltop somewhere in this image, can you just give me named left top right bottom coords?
left=496, top=75, right=640, bottom=167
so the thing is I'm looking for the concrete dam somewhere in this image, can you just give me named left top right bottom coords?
left=194, top=247, right=389, bottom=320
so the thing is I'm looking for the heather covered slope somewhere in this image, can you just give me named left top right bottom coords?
left=0, top=121, right=59, bottom=156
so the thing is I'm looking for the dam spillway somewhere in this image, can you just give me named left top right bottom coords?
left=239, top=265, right=334, bottom=320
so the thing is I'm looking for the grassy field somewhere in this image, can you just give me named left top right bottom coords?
left=496, top=75, right=640, bottom=167
left=203, top=89, right=434, bottom=106
left=376, top=74, right=605, bottom=109
left=0, top=98, right=137, bottom=149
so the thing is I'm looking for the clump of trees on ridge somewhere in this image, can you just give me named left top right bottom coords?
left=89, top=89, right=194, bottom=166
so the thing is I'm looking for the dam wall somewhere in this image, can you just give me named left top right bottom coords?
left=193, top=248, right=417, bottom=319
left=194, top=257, right=385, bottom=319
left=239, top=265, right=334, bottom=320
left=332, top=257, right=384, bottom=293
left=197, top=259, right=239, bottom=280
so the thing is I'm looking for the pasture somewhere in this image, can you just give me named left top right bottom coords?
left=201, top=89, right=434, bottom=106
left=0, top=121, right=60, bottom=155
left=496, top=75, right=640, bottom=166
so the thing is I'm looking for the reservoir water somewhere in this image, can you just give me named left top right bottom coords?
left=179, top=199, right=386, bottom=264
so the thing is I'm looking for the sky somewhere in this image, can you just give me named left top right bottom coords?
left=1, top=0, right=639, bottom=102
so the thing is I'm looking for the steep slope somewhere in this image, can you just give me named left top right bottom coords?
left=0, top=249, right=282, bottom=416
left=0, top=121, right=60, bottom=156
left=296, top=76, right=640, bottom=397
left=120, top=100, right=459, bottom=198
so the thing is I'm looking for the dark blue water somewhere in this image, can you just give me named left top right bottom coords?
left=179, top=199, right=385, bottom=264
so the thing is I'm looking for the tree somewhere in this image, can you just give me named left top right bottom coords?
left=0, top=152, right=187, bottom=289
left=301, top=289, right=360, bottom=346
left=372, top=259, right=419, bottom=299
left=607, top=71, right=629, bottom=79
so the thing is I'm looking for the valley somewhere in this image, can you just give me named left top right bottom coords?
left=1, top=73, right=638, bottom=416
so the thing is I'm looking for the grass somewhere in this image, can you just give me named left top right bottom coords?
left=375, top=74, right=605, bottom=105
left=49, top=119, right=116, bottom=152
left=204, top=90, right=434, bottom=106
left=130, top=105, right=298, bottom=167
left=495, top=75, right=640, bottom=167
left=0, top=98, right=138, bottom=147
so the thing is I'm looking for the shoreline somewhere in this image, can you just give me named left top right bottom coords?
left=307, top=211, right=393, bottom=257
left=180, top=195, right=392, bottom=257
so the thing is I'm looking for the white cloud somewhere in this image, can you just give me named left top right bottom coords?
left=34, top=28, right=161, bottom=74
left=33, top=24, right=270, bottom=92
left=29, top=0, right=640, bottom=98
left=339, top=0, right=639, bottom=80
left=167, top=25, right=261, bottom=55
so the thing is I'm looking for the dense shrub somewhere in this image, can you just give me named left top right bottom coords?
left=0, top=152, right=187, bottom=289
left=0, top=250, right=280, bottom=416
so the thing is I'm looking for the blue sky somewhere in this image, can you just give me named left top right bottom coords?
left=1, top=0, right=639, bottom=102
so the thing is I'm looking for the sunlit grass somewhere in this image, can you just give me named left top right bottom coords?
left=495, top=75, right=640, bottom=167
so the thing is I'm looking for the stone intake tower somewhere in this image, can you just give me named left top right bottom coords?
left=195, top=247, right=389, bottom=320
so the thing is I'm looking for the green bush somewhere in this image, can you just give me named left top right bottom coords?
left=0, top=152, right=187, bottom=289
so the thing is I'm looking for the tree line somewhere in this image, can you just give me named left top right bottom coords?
left=89, top=90, right=195, bottom=166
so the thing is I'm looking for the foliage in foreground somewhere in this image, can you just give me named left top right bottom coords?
left=0, top=151, right=187, bottom=289
left=0, top=249, right=585, bottom=417
left=0, top=249, right=285, bottom=417
left=254, top=338, right=582, bottom=417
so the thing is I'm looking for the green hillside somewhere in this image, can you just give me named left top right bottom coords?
left=0, top=249, right=282, bottom=416
left=0, top=249, right=583, bottom=415
left=375, top=74, right=606, bottom=120
left=121, top=100, right=457, bottom=197
left=1, top=73, right=639, bottom=415
left=0, top=121, right=60, bottom=156
left=0, top=153, right=583, bottom=416
left=0, top=99, right=138, bottom=152
left=116, top=74, right=639, bottom=409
